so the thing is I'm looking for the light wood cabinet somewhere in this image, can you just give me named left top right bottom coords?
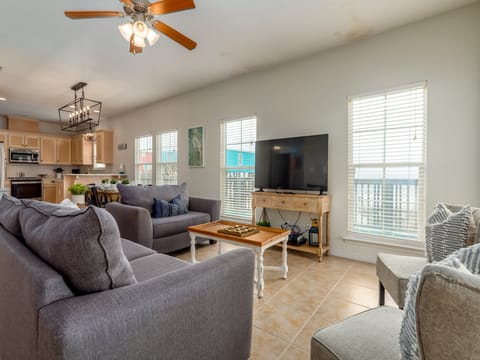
left=252, top=192, right=330, bottom=262
left=8, top=133, right=39, bottom=148
left=95, top=130, right=113, bottom=164
left=42, top=184, right=57, bottom=203
left=71, top=135, right=93, bottom=165
left=40, top=136, right=71, bottom=165
left=0, top=131, right=8, bottom=146
left=42, top=182, right=65, bottom=203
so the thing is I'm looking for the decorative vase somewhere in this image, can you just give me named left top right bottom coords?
left=72, top=194, right=85, bottom=205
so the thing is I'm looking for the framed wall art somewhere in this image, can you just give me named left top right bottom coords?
left=188, top=126, right=204, bottom=167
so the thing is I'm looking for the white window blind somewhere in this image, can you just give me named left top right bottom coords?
left=220, top=117, right=257, bottom=220
left=156, top=130, right=178, bottom=185
left=135, top=135, right=153, bottom=185
left=347, top=83, right=426, bottom=241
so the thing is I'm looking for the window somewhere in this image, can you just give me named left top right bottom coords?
left=135, top=135, right=153, bottom=185
left=348, top=83, right=426, bottom=241
left=156, top=130, right=178, bottom=185
left=220, top=117, right=257, bottom=220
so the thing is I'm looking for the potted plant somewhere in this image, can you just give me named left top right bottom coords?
left=68, top=183, right=89, bottom=205
left=121, top=179, right=130, bottom=185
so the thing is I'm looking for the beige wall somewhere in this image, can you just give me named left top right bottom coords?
left=110, top=4, right=480, bottom=262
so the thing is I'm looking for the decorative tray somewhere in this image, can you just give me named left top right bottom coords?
left=218, top=225, right=260, bottom=237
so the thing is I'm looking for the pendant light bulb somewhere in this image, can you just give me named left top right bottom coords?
left=133, top=21, right=148, bottom=39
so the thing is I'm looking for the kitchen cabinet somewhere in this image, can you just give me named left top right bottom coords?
left=40, top=136, right=71, bottom=165
left=71, top=134, right=93, bottom=165
left=8, top=133, right=40, bottom=148
left=0, top=131, right=8, bottom=146
left=42, top=183, right=57, bottom=203
left=95, top=130, right=113, bottom=164
left=42, top=181, right=64, bottom=203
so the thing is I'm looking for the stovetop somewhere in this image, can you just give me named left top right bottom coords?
left=9, top=177, right=42, bottom=181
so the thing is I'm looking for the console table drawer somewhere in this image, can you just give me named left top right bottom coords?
left=273, top=198, right=294, bottom=209
left=294, top=198, right=318, bottom=212
left=255, top=196, right=273, bottom=208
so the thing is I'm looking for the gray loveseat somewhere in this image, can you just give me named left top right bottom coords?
left=106, top=183, right=220, bottom=253
left=0, top=196, right=254, bottom=360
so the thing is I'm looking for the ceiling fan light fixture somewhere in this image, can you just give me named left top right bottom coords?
left=133, top=35, right=146, bottom=48
left=133, top=20, right=148, bottom=39
left=146, top=28, right=160, bottom=46
left=118, top=23, right=134, bottom=42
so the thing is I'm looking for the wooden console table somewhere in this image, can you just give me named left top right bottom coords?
left=251, top=192, right=330, bottom=261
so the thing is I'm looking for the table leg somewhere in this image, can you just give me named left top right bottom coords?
left=256, top=249, right=264, bottom=298
left=190, top=233, right=197, bottom=264
left=281, top=237, right=288, bottom=279
left=217, top=241, right=222, bottom=255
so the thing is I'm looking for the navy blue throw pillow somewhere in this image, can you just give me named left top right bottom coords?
left=152, top=195, right=187, bottom=218
left=170, top=194, right=187, bottom=215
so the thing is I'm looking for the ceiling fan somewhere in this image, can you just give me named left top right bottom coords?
left=65, top=0, right=196, bottom=54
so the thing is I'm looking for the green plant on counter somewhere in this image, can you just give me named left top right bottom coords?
left=67, top=183, right=89, bottom=195
left=121, top=179, right=130, bottom=185
left=110, top=179, right=117, bottom=184
left=101, top=179, right=109, bottom=184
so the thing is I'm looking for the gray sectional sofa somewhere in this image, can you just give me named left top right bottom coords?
left=0, top=196, right=254, bottom=360
left=106, top=183, right=221, bottom=253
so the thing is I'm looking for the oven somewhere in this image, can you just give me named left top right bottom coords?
left=10, top=178, right=42, bottom=200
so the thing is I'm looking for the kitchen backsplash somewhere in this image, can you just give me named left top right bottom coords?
left=7, top=164, right=114, bottom=178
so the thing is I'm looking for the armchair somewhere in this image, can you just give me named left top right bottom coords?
left=311, top=263, right=480, bottom=359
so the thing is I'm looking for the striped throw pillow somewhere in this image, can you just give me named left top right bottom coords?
left=425, top=203, right=474, bottom=262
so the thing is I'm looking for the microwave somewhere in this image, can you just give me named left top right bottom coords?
left=9, top=148, right=40, bottom=164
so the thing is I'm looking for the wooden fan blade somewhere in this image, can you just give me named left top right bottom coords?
left=149, top=0, right=195, bottom=15
left=152, top=21, right=197, bottom=50
left=129, top=34, right=143, bottom=54
left=119, top=0, right=133, bottom=5
left=64, top=11, right=123, bottom=19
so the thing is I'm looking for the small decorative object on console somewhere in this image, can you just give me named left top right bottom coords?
left=218, top=225, right=260, bottom=237
left=309, top=218, right=320, bottom=246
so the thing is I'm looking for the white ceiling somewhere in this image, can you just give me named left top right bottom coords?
left=0, top=0, right=476, bottom=122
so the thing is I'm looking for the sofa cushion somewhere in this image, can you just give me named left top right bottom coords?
left=0, top=194, right=23, bottom=238
left=118, top=183, right=188, bottom=213
left=425, top=203, right=474, bottom=262
left=311, top=306, right=402, bottom=360
left=130, top=253, right=190, bottom=282
left=121, top=238, right=156, bottom=261
left=19, top=201, right=137, bottom=293
left=152, top=211, right=210, bottom=238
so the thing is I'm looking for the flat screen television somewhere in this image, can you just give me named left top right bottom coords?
left=255, top=134, right=328, bottom=192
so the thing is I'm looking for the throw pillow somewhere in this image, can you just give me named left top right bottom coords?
left=117, top=182, right=188, bottom=212
left=425, top=203, right=474, bottom=262
left=399, top=243, right=480, bottom=360
left=0, top=194, right=23, bottom=238
left=152, top=195, right=187, bottom=218
left=19, top=201, right=136, bottom=293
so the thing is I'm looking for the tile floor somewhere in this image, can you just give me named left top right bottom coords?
left=174, top=243, right=396, bottom=360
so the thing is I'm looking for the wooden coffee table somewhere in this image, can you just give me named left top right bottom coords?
left=188, top=220, right=290, bottom=298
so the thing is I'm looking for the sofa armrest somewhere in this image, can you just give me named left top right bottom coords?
left=105, top=202, right=153, bottom=248
left=189, top=197, right=221, bottom=221
left=416, top=264, right=480, bottom=359
left=37, top=248, right=254, bottom=360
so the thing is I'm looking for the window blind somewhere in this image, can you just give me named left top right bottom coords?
left=347, top=83, right=426, bottom=241
left=220, top=117, right=257, bottom=220
left=156, top=130, right=178, bottom=185
left=135, top=135, right=153, bottom=185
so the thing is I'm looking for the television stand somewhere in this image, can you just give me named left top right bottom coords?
left=251, top=192, right=330, bottom=261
